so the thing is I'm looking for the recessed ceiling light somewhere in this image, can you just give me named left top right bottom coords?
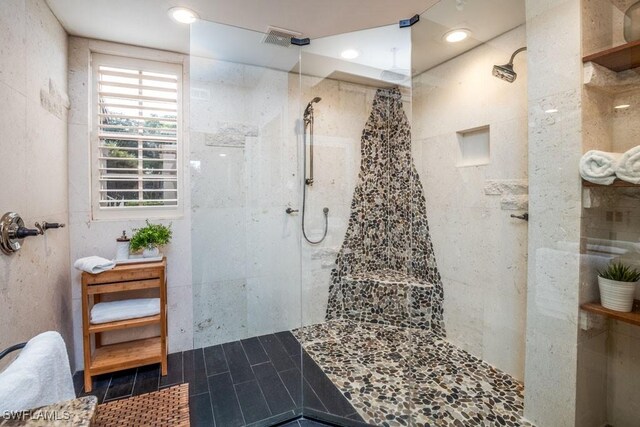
left=615, top=104, right=631, bottom=110
left=168, top=7, right=199, bottom=24
left=340, top=49, right=360, bottom=60
left=443, top=29, right=470, bottom=43
left=545, top=108, right=558, bottom=113
left=219, top=153, right=227, bottom=157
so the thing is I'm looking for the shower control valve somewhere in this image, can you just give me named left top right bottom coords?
left=286, top=208, right=299, bottom=215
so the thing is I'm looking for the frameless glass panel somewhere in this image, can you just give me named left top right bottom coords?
left=190, top=19, right=303, bottom=425
left=411, top=0, right=527, bottom=426
left=297, top=22, right=414, bottom=425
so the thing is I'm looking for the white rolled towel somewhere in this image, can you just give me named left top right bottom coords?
left=0, top=331, right=75, bottom=412
left=579, top=150, right=621, bottom=185
left=73, top=256, right=115, bottom=274
left=616, top=145, right=640, bottom=184
left=91, top=298, right=160, bottom=324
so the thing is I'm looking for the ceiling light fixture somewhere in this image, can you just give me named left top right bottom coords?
left=545, top=108, right=558, bottom=113
left=615, top=104, right=631, bottom=110
left=340, top=49, right=360, bottom=60
left=443, top=29, right=470, bottom=43
left=168, top=7, right=199, bottom=24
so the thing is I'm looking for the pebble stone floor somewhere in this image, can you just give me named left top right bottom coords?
left=293, top=320, right=534, bottom=427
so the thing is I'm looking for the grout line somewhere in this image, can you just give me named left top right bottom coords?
left=275, top=368, right=298, bottom=409
left=240, top=338, right=268, bottom=366
left=204, top=349, right=216, bottom=427
left=232, top=382, right=248, bottom=426
left=251, top=370, right=274, bottom=417
left=303, top=377, right=327, bottom=413
left=180, top=350, right=185, bottom=384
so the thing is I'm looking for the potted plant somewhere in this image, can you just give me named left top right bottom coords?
left=598, top=262, right=640, bottom=312
left=130, top=220, right=172, bottom=258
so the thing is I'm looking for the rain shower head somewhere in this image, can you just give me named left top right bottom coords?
left=492, top=47, right=527, bottom=83
left=310, top=97, right=322, bottom=104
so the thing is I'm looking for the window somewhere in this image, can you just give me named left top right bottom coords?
left=91, top=53, right=183, bottom=219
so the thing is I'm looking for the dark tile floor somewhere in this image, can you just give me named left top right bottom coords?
left=74, top=331, right=364, bottom=427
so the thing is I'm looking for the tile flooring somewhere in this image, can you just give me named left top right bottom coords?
left=294, top=320, right=533, bottom=427
left=75, top=331, right=364, bottom=426
left=76, top=323, right=533, bottom=426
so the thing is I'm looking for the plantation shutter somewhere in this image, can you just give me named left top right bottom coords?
left=94, top=55, right=180, bottom=211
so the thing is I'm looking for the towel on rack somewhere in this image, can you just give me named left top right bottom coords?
left=90, top=298, right=160, bottom=324
left=73, top=256, right=115, bottom=274
left=616, top=145, right=640, bottom=184
left=0, top=331, right=75, bottom=412
left=579, top=150, right=621, bottom=185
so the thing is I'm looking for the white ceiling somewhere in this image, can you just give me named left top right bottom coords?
left=46, top=0, right=438, bottom=54
left=47, top=0, right=525, bottom=86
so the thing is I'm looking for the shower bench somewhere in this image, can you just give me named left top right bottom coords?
left=336, top=268, right=434, bottom=330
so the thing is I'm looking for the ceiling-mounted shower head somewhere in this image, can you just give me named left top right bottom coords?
left=492, top=47, right=527, bottom=83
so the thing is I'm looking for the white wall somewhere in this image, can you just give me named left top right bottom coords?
left=67, top=37, right=193, bottom=370
left=0, top=0, right=73, bottom=366
left=412, top=26, right=528, bottom=380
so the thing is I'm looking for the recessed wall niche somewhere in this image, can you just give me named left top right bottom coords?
left=457, top=125, right=490, bottom=167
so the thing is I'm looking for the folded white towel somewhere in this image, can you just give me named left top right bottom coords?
left=616, top=145, right=640, bottom=184
left=73, top=256, right=115, bottom=274
left=0, top=331, right=75, bottom=412
left=91, top=298, right=160, bottom=324
left=579, top=150, right=621, bottom=185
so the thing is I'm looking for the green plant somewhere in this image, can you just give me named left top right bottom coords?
left=130, top=220, right=172, bottom=252
left=598, top=262, right=640, bottom=282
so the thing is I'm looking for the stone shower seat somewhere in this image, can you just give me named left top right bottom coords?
left=345, top=269, right=433, bottom=288
left=339, top=268, right=434, bottom=330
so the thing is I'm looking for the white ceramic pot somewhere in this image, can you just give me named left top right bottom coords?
left=598, top=276, right=637, bottom=312
left=143, top=246, right=160, bottom=258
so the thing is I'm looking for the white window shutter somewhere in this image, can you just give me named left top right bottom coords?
left=92, top=54, right=181, bottom=216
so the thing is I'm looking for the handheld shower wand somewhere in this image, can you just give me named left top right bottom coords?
left=301, top=96, right=329, bottom=244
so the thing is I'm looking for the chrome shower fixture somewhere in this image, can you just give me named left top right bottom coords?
left=301, top=96, right=329, bottom=245
left=304, top=97, right=322, bottom=125
left=303, top=97, right=322, bottom=184
left=492, top=47, right=527, bottom=83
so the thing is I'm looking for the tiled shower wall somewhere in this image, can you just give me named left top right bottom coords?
left=0, top=0, right=73, bottom=366
left=412, top=26, right=528, bottom=380
left=189, top=53, right=391, bottom=346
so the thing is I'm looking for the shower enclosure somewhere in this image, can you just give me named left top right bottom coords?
left=190, top=0, right=528, bottom=425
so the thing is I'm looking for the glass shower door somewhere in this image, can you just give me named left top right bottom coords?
left=189, top=19, right=305, bottom=425
left=296, top=22, right=416, bottom=426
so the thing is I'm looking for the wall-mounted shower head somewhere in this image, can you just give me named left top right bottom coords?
left=492, top=47, right=527, bottom=83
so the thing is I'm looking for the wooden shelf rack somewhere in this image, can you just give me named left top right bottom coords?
left=583, top=40, right=640, bottom=72
left=582, top=178, right=640, bottom=187
left=581, top=300, right=640, bottom=327
left=81, top=258, right=167, bottom=392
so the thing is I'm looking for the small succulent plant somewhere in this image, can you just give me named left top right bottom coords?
left=598, top=262, right=640, bottom=283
